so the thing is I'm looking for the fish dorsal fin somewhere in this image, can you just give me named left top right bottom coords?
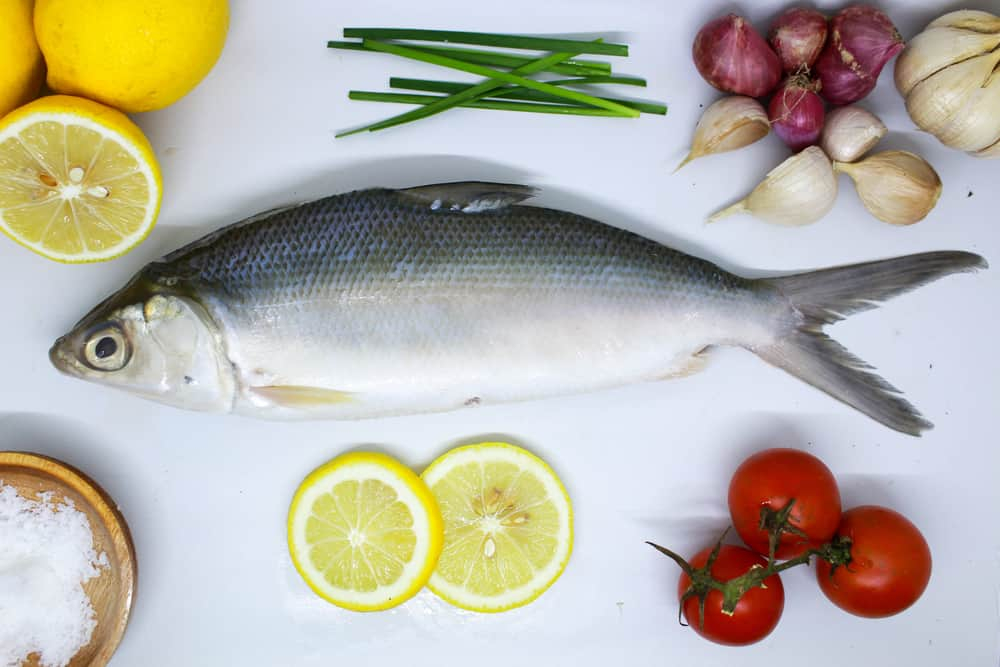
left=251, top=385, right=356, bottom=408
left=397, top=182, right=538, bottom=213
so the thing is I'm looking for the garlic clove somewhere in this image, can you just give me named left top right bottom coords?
left=971, top=136, right=1000, bottom=158
left=904, top=48, right=1000, bottom=139
left=931, top=69, right=1000, bottom=151
left=820, top=106, right=887, bottom=162
left=834, top=150, right=942, bottom=226
left=927, top=9, right=1000, bottom=33
left=708, top=146, right=837, bottom=226
left=894, top=26, right=1000, bottom=96
left=677, top=96, right=770, bottom=171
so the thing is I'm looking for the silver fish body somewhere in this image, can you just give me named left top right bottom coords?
left=49, top=183, right=986, bottom=434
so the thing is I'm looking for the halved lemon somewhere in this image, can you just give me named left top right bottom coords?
left=287, top=452, right=443, bottom=611
left=0, top=95, right=162, bottom=263
left=421, top=442, right=573, bottom=612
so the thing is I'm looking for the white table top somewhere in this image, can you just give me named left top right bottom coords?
left=2, top=0, right=998, bottom=665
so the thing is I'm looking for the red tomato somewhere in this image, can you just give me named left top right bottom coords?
left=728, top=448, right=841, bottom=559
left=816, top=505, right=932, bottom=618
left=677, top=545, right=784, bottom=646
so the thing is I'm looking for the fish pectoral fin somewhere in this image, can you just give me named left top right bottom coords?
left=251, top=385, right=356, bottom=408
left=397, top=182, right=538, bottom=213
left=661, top=347, right=712, bottom=379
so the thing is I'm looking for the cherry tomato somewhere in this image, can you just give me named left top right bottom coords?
left=816, top=505, right=931, bottom=618
left=728, top=448, right=841, bottom=559
left=677, top=544, right=784, bottom=646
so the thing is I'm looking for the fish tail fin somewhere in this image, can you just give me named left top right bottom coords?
left=754, top=251, right=987, bottom=436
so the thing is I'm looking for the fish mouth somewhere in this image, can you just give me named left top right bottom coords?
left=49, top=336, right=82, bottom=377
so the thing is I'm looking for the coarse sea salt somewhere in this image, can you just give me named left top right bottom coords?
left=0, top=483, right=109, bottom=667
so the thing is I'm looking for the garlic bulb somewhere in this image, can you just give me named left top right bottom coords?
left=834, top=151, right=942, bottom=226
left=928, top=9, right=1000, bottom=31
left=894, top=26, right=1000, bottom=96
left=973, top=138, right=1000, bottom=158
left=820, top=106, right=887, bottom=162
left=708, top=146, right=837, bottom=226
left=896, top=10, right=1000, bottom=156
left=904, top=49, right=1000, bottom=151
left=928, top=69, right=1000, bottom=151
left=677, top=96, right=770, bottom=170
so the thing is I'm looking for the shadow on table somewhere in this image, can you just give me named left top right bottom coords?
left=0, top=412, right=136, bottom=511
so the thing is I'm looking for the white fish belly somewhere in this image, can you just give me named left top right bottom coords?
left=220, top=292, right=755, bottom=419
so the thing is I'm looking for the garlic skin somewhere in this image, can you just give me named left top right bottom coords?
left=821, top=106, right=887, bottom=162
left=834, top=151, right=942, bottom=226
left=894, top=26, right=1000, bottom=96
left=931, top=69, right=1000, bottom=152
left=677, top=96, right=769, bottom=170
left=927, top=9, right=1000, bottom=32
left=904, top=49, right=1000, bottom=147
left=896, top=10, right=1000, bottom=155
left=973, top=137, right=1000, bottom=158
left=708, top=146, right=837, bottom=226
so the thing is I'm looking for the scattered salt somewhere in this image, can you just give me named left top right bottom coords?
left=0, top=484, right=109, bottom=667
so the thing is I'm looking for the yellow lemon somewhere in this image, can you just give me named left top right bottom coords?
left=34, top=0, right=229, bottom=113
left=0, top=95, right=162, bottom=262
left=288, top=452, right=444, bottom=612
left=421, top=442, right=573, bottom=612
left=0, top=0, right=45, bottom=118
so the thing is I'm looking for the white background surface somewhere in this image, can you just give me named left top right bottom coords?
left=2, top=0, right=999, bottom=665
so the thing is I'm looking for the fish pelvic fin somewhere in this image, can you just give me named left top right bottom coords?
left=755, top=251, right=988, bottom=436
left=397, top=182, right=538, bottom=213
left=251, top=385, right=356, bottom=408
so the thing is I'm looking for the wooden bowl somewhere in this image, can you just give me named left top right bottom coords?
left=0, top=451, right=136, bottom=667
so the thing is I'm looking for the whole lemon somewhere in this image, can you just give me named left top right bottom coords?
left=34, top=0, right=229, bottom=113
left=0, top=0, right=45, bottom=118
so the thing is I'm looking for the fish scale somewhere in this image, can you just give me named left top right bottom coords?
left=50, top=182, right=986, bottom=433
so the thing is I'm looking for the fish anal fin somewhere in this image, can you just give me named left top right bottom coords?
left=662, top=348, right=711, bottom=379
left=398, top=182, right=537, bottom=213
left=251, top=385, right=356, bottom=408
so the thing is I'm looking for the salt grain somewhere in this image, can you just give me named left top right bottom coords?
left=0, top=484, right=109, bottom=667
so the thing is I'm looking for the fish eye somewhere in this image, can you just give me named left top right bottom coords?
left=83, top=325, right=130, bottom=372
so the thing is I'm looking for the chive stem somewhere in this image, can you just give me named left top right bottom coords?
left=327, top=40, right=612, bottom=76
left=388, top=77, right=666, bottom=114
left=336, top=49, right=584, bottom=137
left=342, top=28, right=628, bottom=56
left=359, top=39, right=639, bottom=117
left=545, top=75, right=647, bottom=87
left=348, top=91, right=626, bottom=116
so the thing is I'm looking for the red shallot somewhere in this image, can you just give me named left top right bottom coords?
left=693, top=14, right=782, bottom=97
left=768, top=74, right=826, bottom=151
left=816, top=5, right=904, bottom=105
left=769, top=8, right=828, bottom=73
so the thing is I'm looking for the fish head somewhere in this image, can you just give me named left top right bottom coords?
left=49, top=277, right=235, bottom=412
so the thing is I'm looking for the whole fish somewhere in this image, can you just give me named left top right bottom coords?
left=49, top=182, right=985, bottom=435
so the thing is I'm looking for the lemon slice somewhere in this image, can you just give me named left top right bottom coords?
left=287, top=452, right=443, bottom=611
left=421, top=442, right=573, bottom=612
left=0, top=95, right=162, bottom=263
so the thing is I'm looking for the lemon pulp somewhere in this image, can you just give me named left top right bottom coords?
left=422, top=442, right=573, bottom=612
left=288, top=452, right=443, bottom=611
left=0, top=96, right=161, bottom=263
